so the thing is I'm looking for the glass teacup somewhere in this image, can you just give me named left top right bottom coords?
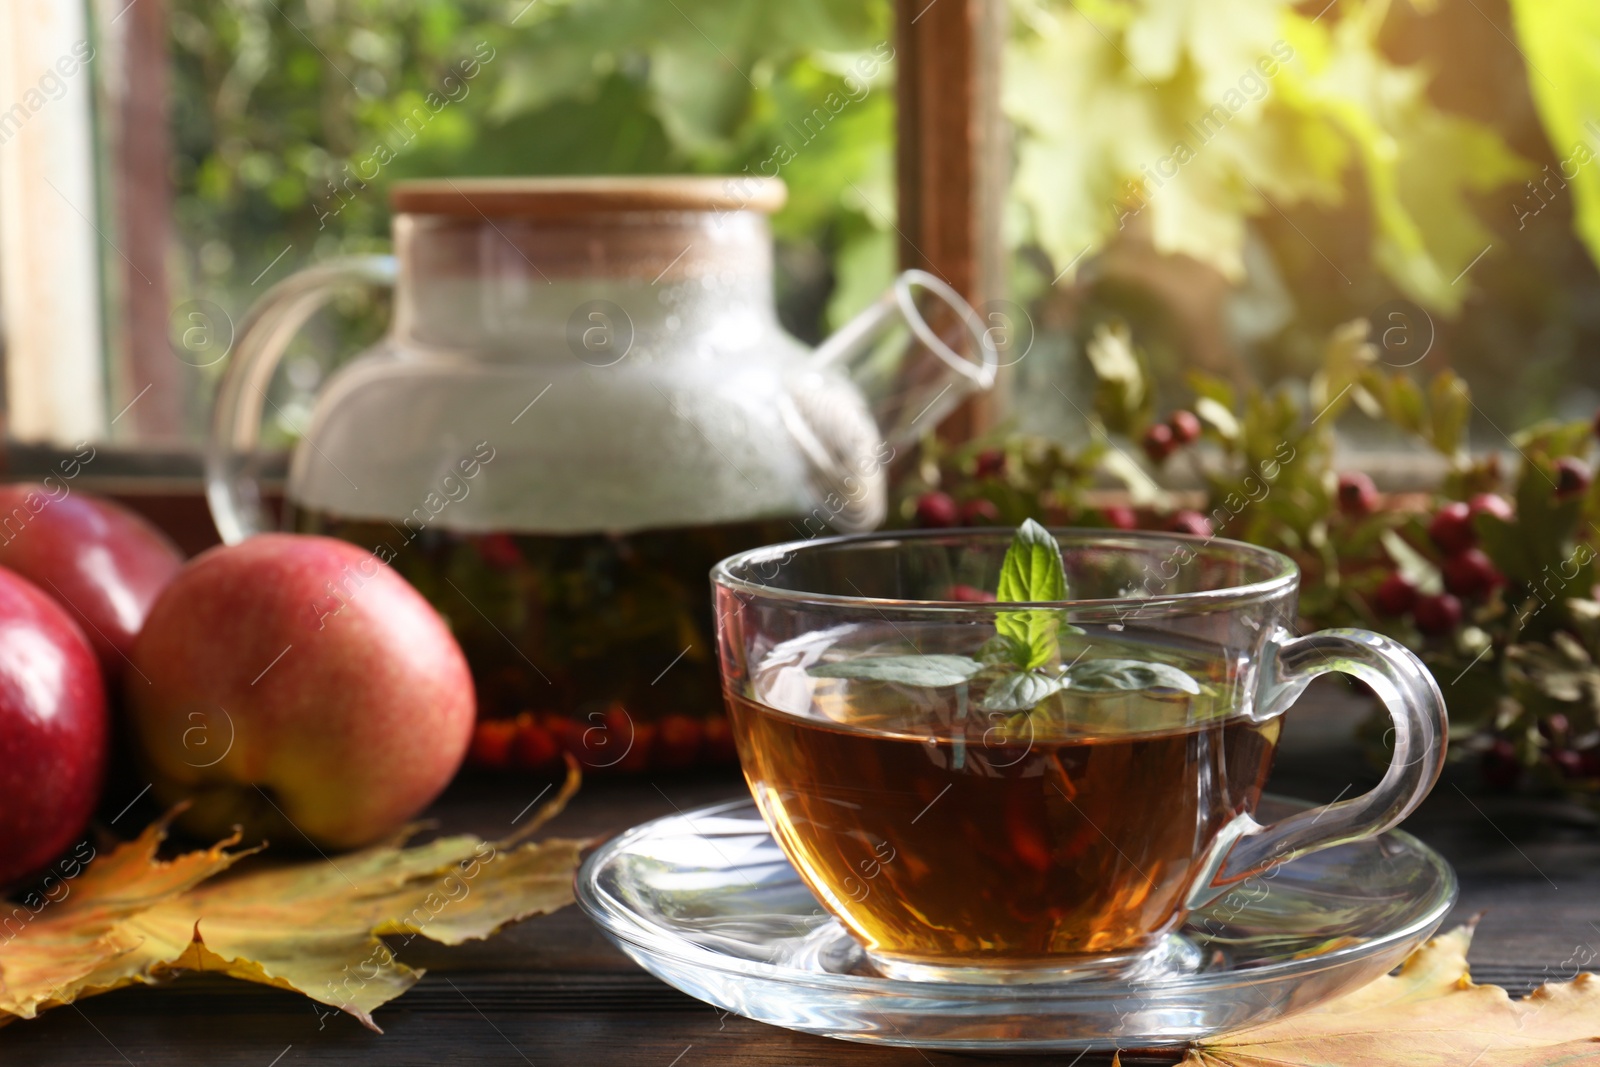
left=711, top=529, right=1446, bottom=984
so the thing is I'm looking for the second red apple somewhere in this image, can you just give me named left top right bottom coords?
left=125, top=534, right=475, bottom=850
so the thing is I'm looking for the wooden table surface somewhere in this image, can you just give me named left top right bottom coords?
left=9, top=683, right=1598, bottom=1067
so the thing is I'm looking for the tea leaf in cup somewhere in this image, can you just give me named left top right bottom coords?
left=804, top=524, right=1198, bottom=716
left=809, top=654, right=984, bottom=688
left=978, top=669, right=1068, bottom=712
left=976, top=633, right=1031, bottom=667
left=1068, top=658, right=1202, bottom=694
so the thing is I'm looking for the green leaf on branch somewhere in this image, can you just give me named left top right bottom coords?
left=1082, top=322, right=1152, bottom=436
left=1505, top=0, right=1600, bottom=274
left=1427, top=371, right=1471, bottom=458
left=1381, top=530, right=1445, bottom=595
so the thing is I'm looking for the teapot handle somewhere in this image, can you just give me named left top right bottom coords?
left=809, top=269, right=999, bottom=448
left=206, top=255, right=397, bottom=544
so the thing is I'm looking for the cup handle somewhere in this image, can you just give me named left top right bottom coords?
left=1189, top=628, right=1447, bottom=905
left=206, top=255, right=396, bottom=544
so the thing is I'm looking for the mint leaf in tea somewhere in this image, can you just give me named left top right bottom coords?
left=802, top=521, right=1190, bottom=716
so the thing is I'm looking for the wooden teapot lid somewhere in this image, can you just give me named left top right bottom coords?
left=390, top=176, right=787, bottom=217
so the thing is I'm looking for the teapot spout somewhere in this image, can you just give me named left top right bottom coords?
left=810, top=269, right=999, bottom=447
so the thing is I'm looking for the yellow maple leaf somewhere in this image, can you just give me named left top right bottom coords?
left=144, top=826, right=582, bottom=1030
left=0, top=767, right=583, bottom=1032
left=0, top=813, right=244, bottom=1020
left=1183, top=924, right=1600, bottom=1067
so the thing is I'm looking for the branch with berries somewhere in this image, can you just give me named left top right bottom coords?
left=894, top=320, right=1600, bottom=802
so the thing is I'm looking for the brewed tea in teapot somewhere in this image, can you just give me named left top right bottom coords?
left=208, top=177, right=995, bottom=772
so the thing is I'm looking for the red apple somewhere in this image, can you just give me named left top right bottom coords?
left=0, top=567, right=108, bottom=887
left=0, top=485, right=183, bottom=682
left=124, top=534, right=474, bottom=850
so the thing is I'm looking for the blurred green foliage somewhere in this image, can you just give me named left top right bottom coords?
left=168, top=0, right=898, bottom=352
left=165, top=0, right=1600, bottom=444
left=1006, top=0, right=1529, bottom=313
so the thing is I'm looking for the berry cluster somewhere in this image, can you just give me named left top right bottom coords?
left=1481, top=716, right=1600, bottom=792
left=913, top=448, right=1007, bottom=528
left=1368, top=494, right=1516, bottom=635
left=1140, top=410, right=1203, bottom=464
left=467, top=706, right=737, bottom=773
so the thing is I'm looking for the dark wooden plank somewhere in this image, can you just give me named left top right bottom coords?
left=0, top=998, right=1170, bottom=1067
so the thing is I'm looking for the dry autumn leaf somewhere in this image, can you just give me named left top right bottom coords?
left=0, top=814, right=244, bottom=1020
left=1183, top=924, right=1600, bottom=1067
left=0, top=767, right=583, bottom=1032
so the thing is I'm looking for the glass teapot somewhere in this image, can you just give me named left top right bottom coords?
left=207, top=177, right=996, bottom=773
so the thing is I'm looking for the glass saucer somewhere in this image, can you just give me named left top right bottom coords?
left=575, top=795, right=1457, bottom=1052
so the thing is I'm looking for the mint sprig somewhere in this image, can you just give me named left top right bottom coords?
left=804, top=521, right=1197, bottom=715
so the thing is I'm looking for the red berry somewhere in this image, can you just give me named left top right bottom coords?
left=611, top=721, right=657, bottom=773
left=1101, top=505, right=1138, bottom=531
left=468, top=718, right=517, bottom=769
left=1413, top=592, right=1463, bottom=635
left=1468, top=493, right=1514, bottom=523
left=1481, top=738, right=1520, bottom=790
left=949, top=583, right=997, bottom=602
left=1537, top=713, right=1570, bottom=744
left=1168, top=410, right=1202, bottom=445
left=512, top=714, right=560, bottom=770
left=595, top=703, right=635, bottom=755
left=541, top=712, right=582, bottom=757
left=1335, top=471, right=1379, bottom=518
left=1556, top=457, right=1592, bottom=498
left=1427, top=502, right=1475, bottom=555
left=959, top=498, right=1001, bottom=525
left=477, top=532, right=524, bottom=570
left=1372, top=572, right=1418, bottom=616
left=914, top=491, right=959, bottom=528
left=703, top=715, right=739, bottom=764
left=975, top=449, right=1006, bottom=478
left=1169, top=509, right=1213, bottom=538
left=1142, top=423, right=1176, bottom=463
left=1442, top=547, right=1502, bottom=599
left=655, top=714, right=704, bottom=769
left=1551, top=748, right=1586, bottom=779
